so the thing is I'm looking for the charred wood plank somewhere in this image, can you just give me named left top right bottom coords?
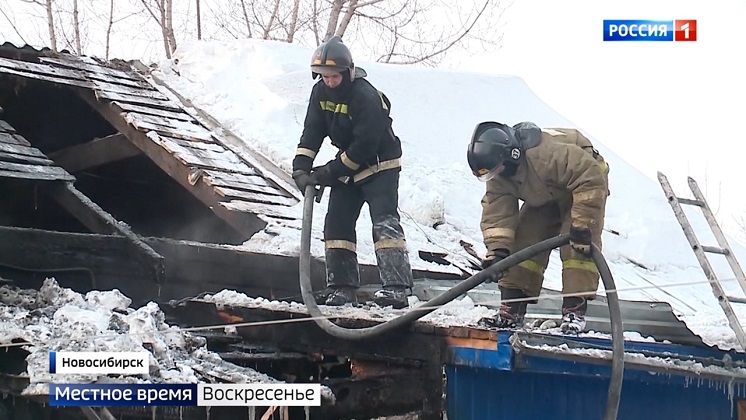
left=203, top=175, right=289, bottom=198
left=0, top=141, right=47, bottom=158
left=148, top=134, right=256, bottom=174
left=39, top=56, right=143, bottom=82
left=317, top=374, right=426, bottom=420
left=0, top=131, right=32, bottom=146
left=76, top=89, right=265, bottom=238
left=158, top=136, right=224, bottom=152
left=0, top=161, right=75, bottom=181
left=95, top=90, right=182, bottom=112
left=172, top=301, right=447, bottom=364
left=219, top=200, right=300, bottom=220
left=127, top=118, right=214, bottom=143
left=214, top=187, right=298, bottom=207
left=113, top=101, right=197, bottom=122
left=44, top=182, right=165, bottom=283
left=202, top=170, right=272, bottom=188
left=48, top=133, right=141, bottom=172
left=0, top=151, right=54, bottom=166
left=0, top=120, right=17, bottom=133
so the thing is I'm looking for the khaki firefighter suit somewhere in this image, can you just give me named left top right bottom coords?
left=480, top=123, right=610, bottom=299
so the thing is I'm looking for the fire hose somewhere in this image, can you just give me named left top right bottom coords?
left=298, top=185, right=624, bottom=419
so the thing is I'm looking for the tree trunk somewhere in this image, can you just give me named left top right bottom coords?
left=196, top=0, right=201, bottom=40
left=105, top=0, right=114, bottom=59
left=335, top=0, right=358, bottom=37
left=286, top=0, right=300, bottom=42
left=45, top=0, right=57, bottom=52
left=165, top=0, right=177, bottom=54
left=72, top=0, right=82, bottom=54
left=263, top=0, right=282, bottom=40
left=324, top=0, right=344, bottom=42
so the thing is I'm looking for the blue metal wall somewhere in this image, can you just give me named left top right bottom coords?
left=446, top=365, right=743, bottom=420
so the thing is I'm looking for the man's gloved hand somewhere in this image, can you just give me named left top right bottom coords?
left=482, top=248, right=510, bottom=283
left=569, top=225, right=593, bottom=257
left=309, top=163, right=335, bottom=187
left=292, top=169, right=311, bottom=192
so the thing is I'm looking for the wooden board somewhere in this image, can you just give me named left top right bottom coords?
left=0, top=161, right=74, bottom=181
left=39, top=56, right=143, bottom=82
left=0, top=142, right=47, bottom=158
left=201, top=169, right=273, bottom=188
left=0, top=57, right=163, bottom=98
left=95, top=90, right=182, bottom=112
left=113, top=101, right=197, bottom=122
left=0, top=120, right=17, bottom=133
left=124, top=111, right=206, bottom=135
left=128, top=118, right=214, bottom=142
left=219, top=200, right=300, bottom=220
left=203, top=174, right=289, bottom=197
left=48, top=133, right=141, bottom=172
left=0, top=132, right=31, bottom=147
left=214, top=186, right=298, bottom=207
left=0, top=151, right=54, bottom=166
left=148, top=134, right=256, bottom=175
left=158, top=135, right=224, bottom=152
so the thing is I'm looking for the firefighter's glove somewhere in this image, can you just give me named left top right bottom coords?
left=482, top=248, right=510, bottom=283
left=569, top=226, right=593, bottom=257
left=309, top=164, right=335, bottom=187
left=292, top=170, right=311, bottom=192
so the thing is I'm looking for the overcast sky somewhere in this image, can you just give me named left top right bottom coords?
left=446, top=0, right=746, bottom=240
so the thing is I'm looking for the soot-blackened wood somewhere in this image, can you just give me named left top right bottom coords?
left=0, top=161, right=75, bottom=181
left=0, top=151, right=54, bottom=166
left=76, top=89, right=265, bottom=238
left=48, top=133, right=142, bottom=172
left=315, top=374, right=426, bottom=420
left=174, top=301, right=447, bottom=364
left=0, top=131, right=32, bottom=147
left=45, top=182, right=165, bottom=283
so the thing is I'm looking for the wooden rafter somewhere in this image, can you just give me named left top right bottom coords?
left=48, top=133, right=142, bottom=173
left=45, top=182, right=165, bottom=283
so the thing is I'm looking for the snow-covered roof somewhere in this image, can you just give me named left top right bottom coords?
left=147, top=38, right=746, bottom=352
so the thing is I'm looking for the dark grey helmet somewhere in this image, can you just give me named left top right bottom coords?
left=310, top=36, right=355, bottom=80
left=467, top=121, right=522, bottom=181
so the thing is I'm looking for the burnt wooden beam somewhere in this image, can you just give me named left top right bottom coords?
left=44, top=182, right=165, bottom=283
left=74, top=88, right=264, bottom=239
left=48, top=133, right=142, bottom=172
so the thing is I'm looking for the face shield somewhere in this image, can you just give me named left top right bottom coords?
left=476, top=164, right=504, bottom=182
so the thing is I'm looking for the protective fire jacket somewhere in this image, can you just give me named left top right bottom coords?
left=292, top=72, right=402, bottom=184
left=480, top=122, right=609, bottom=254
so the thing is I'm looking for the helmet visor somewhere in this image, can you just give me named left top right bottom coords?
left=476, top=164, right=503, bottom=182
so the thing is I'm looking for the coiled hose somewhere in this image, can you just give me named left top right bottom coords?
left=299, top=185, right=624, bottom=419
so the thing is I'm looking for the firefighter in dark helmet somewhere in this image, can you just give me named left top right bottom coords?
left=292, top=36, right=414, bottom=309
left=467, top=121, right=610, bottom=332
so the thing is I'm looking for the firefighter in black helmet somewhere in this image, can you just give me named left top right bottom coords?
left=292, top=36, right=414, bottom=309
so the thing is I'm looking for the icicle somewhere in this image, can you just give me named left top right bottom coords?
left=305, top=406, right=310, bottom=420
left=247, top=406, right=255, bottom=419
left=206, top=406, right=211, bottom=420
left=179, top=406, right=183, bottom=420
left=151, top=406, right=156, bottom=420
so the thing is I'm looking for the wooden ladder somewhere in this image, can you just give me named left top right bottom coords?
left=658, top=172, right=746, bottom=350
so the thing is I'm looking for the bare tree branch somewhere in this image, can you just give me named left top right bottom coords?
left=238, top=0, right=253, bottom=38
left=263, top=0, right=281, bottom=39
left=0, top=8, right=30, bottom=44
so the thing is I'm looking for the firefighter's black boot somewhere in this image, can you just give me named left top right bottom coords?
left=478, top=287, right=529, bottom=329
left=323, top=248, right=359, bottom=306
left=372, top=247, right=413, bottom=309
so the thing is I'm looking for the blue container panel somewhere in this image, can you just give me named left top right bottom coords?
left=447, top=365, right=744, bottom=420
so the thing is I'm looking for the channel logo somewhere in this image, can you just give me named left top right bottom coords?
left=603, top=20, right=697, bottom=42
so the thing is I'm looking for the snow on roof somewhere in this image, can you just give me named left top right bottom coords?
left=149, top=38, right=746, bottom=352
left=0, top=279, right=305, bottom=397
